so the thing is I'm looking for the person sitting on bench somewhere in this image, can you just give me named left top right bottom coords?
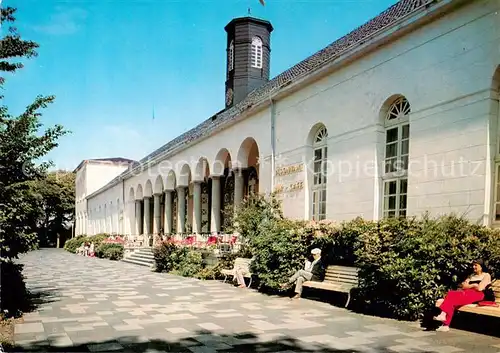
left=280, top=248, right=325, bottom=299
left=433, top=259, right=492, bottom=332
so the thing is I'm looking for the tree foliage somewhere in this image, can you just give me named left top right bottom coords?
left=0, top=6, right=68, bottom=316
left=27, top=171, right=75, bottom=247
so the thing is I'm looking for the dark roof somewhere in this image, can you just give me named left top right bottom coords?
left=88, top=0, right=436, bottom=197
left=89, top=157, right=137, bottom=164
left=225, top=16, right=274, bottom=32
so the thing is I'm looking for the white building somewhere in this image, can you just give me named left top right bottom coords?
left=76, top=0, right=500, bottom=244
left=74, top=158, right=136, bottom=236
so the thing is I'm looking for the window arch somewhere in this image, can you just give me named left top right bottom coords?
left=251, top=37, right=263, bottom=69
left=228, top=40, right=234, bottom=72
left=312, top=125, right=328, bottom=221
left=383, top=96, right=410, bottom=218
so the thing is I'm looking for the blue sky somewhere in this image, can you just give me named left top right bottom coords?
left=4, top=0, right=397, bottom=171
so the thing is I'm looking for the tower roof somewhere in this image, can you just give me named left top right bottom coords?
left=224, top=16, right=273, bottom=32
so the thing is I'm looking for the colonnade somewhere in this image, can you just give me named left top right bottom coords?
left=131, top=168, right=253, bottom=246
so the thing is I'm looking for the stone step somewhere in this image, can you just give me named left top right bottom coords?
left=132, top=253, right=154, bottom=261
left=122, top=257, right=154, bottom=268
left=135, top=249, right=153, bottom=255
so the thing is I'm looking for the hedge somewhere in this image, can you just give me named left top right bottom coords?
left=95, top=243, right=124, bottom=260
left=153, top=241, right=249, bottom=281
left=64, top=234, right=124, bottom=261
left=63, top=234, right=109, bottom=253
left=233, top=195, right=500, bottom=321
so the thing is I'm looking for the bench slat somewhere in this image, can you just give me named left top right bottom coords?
left=458, top=304, right=500, bottom=317
left=303, top=281, right=354, bottom=293
left=325, top=273, right=358, bottom=281
left=324, top=279, right=358, bottom=286
left=327, top=266, right=359, bottom=273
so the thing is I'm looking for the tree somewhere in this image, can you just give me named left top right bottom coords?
left=0, top=6, right=68, bottom=316
left=29, top=171, right=75, bottom=247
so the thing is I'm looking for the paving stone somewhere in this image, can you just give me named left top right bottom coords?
left=14, top=322, right=44, bottom=334
left=167, top=327, right=189, bottom=334
left=48, top=333, right=73, bottom=347
left=197, top=322, right=224, bottom=331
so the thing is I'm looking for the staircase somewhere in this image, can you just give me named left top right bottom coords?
left=122, top=247, right=155, bottom=268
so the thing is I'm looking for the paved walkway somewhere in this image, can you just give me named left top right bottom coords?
left=12, top=249, right=500, bottom=352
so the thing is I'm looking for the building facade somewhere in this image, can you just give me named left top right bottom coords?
left=74, top=158, right=136, bottom=236
left=77, top=0, right=500, bottom=243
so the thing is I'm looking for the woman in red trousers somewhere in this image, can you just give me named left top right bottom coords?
left=433, top=259, right=492, bottom=332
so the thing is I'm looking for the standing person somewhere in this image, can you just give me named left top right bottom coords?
left=280, top=248, right=325, bottom=299
left=433, top=259, right=492, bottom=332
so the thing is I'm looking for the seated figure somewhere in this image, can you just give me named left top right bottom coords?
left=233, top=257, right=255, bottom=288
left=433, top=259, right=492, bottom=332
left=280, top=248, right=325, bottom=299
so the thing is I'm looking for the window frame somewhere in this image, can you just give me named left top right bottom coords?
left=312, top=126, right=328, bottom=221
left=228, top=40, right=234, bottom=72
left=382, top=97, right=410, bottom=218
left=251, top=37, right=263, bottom=69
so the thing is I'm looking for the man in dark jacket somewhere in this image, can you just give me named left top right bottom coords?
left=280, top=248, right=325, bottom=299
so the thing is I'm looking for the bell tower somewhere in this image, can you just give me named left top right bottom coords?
left=224, top=17, right=273, bottom=108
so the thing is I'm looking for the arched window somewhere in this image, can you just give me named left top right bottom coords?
left=228, top=40, right=234, bottom=71
left=383, top=96, right=410, bottom=218
left=312, top=126, right=328, bottom=221
left=251, top=37, right=263, bottom=69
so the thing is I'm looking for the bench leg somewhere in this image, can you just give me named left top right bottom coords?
left=247, top=277, right=253, bottom=288
left=345, top=292, right=351, bottom=308
left=223, top=274, right=228, bottom=284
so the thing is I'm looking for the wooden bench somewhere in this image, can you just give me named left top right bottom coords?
left=221, top=257, right=253, bottom=288
left=458, top=279, right=500, bottom=317
left=303, top=265, right=359, bottom=307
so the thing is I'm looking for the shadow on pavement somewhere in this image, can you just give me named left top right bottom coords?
left=8, top=330, right=425, bottom=352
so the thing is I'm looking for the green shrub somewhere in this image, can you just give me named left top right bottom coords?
left=153, top=242, right=178, bottom=272
left=63, top=235, right=86, bottom=253
left=95, top=243, right=124, bottom=260
left=355, top=214, right=500, bottom=321
left=0, top=262, right=28, bottom=317
left=171, top=247, right=204, bottom=278
left=248, top=218, right=311, bottom=290
left=234, top=193, right=283, bottom=241
left=63, top=234, right=109, bottom=253
left=196, top=263, right=224, bottom=280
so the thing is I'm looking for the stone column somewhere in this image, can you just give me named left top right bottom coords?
left=135, top=200, right=142, bottom=235
left=234, top=168, right=245, bottom=212
left=177, top=187, right=186, bottom=234
left=164, top=190, right=173, bottom=234
left=143, top=196, right=151, bottom=245
left=210, top=176, right=221, bottom=233
left=153, top=194, right=161, bottom=235
left=192, top=181, right=202, bottom=234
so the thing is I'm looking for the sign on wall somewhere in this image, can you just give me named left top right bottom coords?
left=273, top=163, right=304, bottom=197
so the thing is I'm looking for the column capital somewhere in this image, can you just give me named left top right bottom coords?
left=176, top=185, right=188, bottom=191
left=153, top=192, right=163, bottom=197
left=164, top=188, right=174, bottom=193
left=143, top=195, right=151, bottom=200
left=191, top=179, right=203, bottom=184
left=209, top=174, right=222, bottom=180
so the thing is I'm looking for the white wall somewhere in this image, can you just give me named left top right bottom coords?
left=76, top=162, right=129, bottom=235
left=85, top=0, right=500, bottom=230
